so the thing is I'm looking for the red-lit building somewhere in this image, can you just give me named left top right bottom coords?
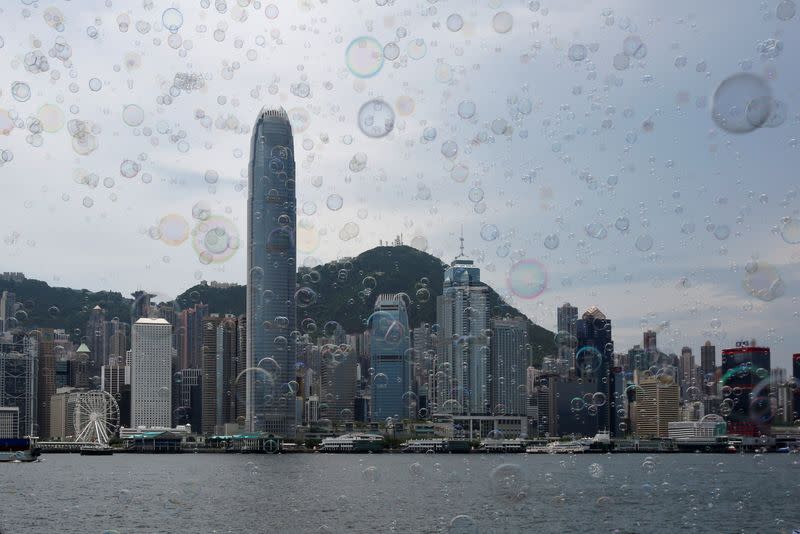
left=721, top=344, right=771, bottom=437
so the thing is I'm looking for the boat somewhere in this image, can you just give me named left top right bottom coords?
left=526, top=440, right=589, bottom=454
left=400, top=438, right=472, bottom=453
left=0, top=437, right=41, bottom=462
left=725, top=444, right=737, bottom=454
left=80, top=445, right=114, bottom=456
left=478, top=438, right=527, bottom=453
left=317, top=433, right=384, bottom=453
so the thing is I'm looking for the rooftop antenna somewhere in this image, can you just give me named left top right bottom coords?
left=454, top=225, right=465, bottom=261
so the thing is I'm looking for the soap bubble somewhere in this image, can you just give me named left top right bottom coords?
left=779, top=218, right=800, bottom=244
left=358, top=99, right=395, bottom=138
left=777, top=0, right=796, bottom=20
left=162, top=8, right=184, bottom=33
left=158, top=214, right=190, bottom=246
left=11, top=82, right=31, bottom=102
left=543, top=234, right=559, bottom=250
left=635, top=234, right=654, bottom=252
left=406, top=39, right=427, bottom=60
left=568, top=44, right=587, bottom=61
left=743, top=261, right=785, bottom=302
left=480, top=224, right=499, bottom=241
left=489, top=463, right=529, bottom=502
left=327, top=194, right=343, bottom=211
left=448, top=515, right=478, bottom=534
left=346, top=36, right=384, bottom=78
left=507, top=259, right=547, bottom=299
left=122, top=104, right=145, bottom=127
left=712, top=73, right=773, bottom=134
left=492, top=11, right=513, bottom=33
left=446, top=14, right=464, bottom=32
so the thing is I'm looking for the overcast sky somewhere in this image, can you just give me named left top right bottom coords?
left=1, top=0, right=800, bottom=368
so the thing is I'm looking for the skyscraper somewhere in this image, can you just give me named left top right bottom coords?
left=721, top=344, right=771, bottom=436
left=0, top=334, right=37, bottom=437
left=0, top=291, right=15, bottom=335
left=131, top=318, right=172, bottom=429
left=370, top=294, right=411, bottom=421
left=556, top=302, right=578, bottom=367
left=435, top=249, right=489, bottom=415
left=201, top=315, right=239, bottom=435
left=575, top=306, right=613, bottom=431
left=632, top=376, right=680, bottom=438
left=700, top=341, right=716, bottom=384
left=490, top=317, right=528, bottom=416
left=246, top=107, right=297, bottom=437
left=33, top=328, right=56, bottom=439
left=679, top=346, right=695, bottom=395
left=321, top=345, right=357, bottom=423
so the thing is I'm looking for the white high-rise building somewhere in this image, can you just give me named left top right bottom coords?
left=131, top=318, right=172, bottom=428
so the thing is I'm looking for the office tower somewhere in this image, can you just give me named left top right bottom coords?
left=575, top=306, right=613, bottom=431
left=700, top=341, right=716, bottom=391
left=721, top=343, right=771, bottom=436
left=235, top=315, right=247, bottom=422
left=0, top=291, right=15, bottom=334
left=370, top=294, right=412, bottom=421
left=246, top=106, right=297, bottom=437
left=106, top=318, right=129, bottom=361
left=177, top=303, right=209, bottom=370
left=794, top=354, right=800, bottom=421
left=435, top=245, right=489, bottom=415
left=490, top=317, right=528, bottom=416
left=320, top=345, right=357, bottom=423
left=643, top=330, right=657, bottom=353
left=173, top=368, right=202, bottom=429
left=131, top=318, right=172, bottom=428
left=679, top=346, right=695, bottom=395
left=631, top=376, right=680, bottom=437
left=201, top=315, right=238, bottom=435
left=411, top=324, right=435, bottom=413
left=0, top=334, right=37, bottom=437
left=625, top=345, right=648, bottom=372
left=0, top=407, right=20, bottom=438
left=49, top=386, right=81, bottom=439
left=85, top=305, right=107, bottom=368
left=556, top=302, right=578, bottom=367
left=54, top=358, right=72, bottom=389
left=101, top=361, right=131, bottom=428
left=130, top=291, right=154, bottom=323
left=33, top=328, right=56, bottom=439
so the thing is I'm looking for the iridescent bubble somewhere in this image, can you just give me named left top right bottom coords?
left=346, top=36, right=384, bottom=78
left=89, top=78, right=103, bottom=91
left=507, top=259, right=547, bottom=299
left=265, top=4, right=280, bottom=19
left=396, top=96, right=415, bottom=116
left=120, top=159, right=141, bottom=178
left=192, top=216, right=240, bottom=264
left=446, top=14, right=464, bottom=32
left=358, top=99, right=395, bottom=138
left=712, top=73, right=773, bottom=134
left=326, top=194, right=343, bottom=211
left=492, top=11, right=513, bottom=33
left=489, top=463, right=529, bottom=502
left=122, top=104, right=145, bottom=127
left=158, top=214, right=190, bottom=246
left=11, top=82, right=31, bottom=102
left=295, top=287, right=317, bottom=308
left=162, top=8, right=184, bottom=33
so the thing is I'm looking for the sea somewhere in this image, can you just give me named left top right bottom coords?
left=1, top=452, right=798, bottom=534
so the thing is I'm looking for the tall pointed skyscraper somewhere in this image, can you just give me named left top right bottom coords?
left=246, top=107, right=297, bottom=437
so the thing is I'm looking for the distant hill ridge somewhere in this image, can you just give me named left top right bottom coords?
left=0, top=246, right=555, bottom=364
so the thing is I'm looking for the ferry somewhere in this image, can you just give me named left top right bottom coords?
left=400, top=438, right=472, bottom=453
left=478, top=438, right=528, bottom=453
left=318, top=434, right=384, bottom=453
left=526, top=440, right=589, bottom=454
left=0, top=437, right=41, bottom=462
left=80, top=444, right=114, bottom=456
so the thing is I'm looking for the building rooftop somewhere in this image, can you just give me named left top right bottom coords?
left=134, top=318, right=170, bottom=325
left=582, top=306, right=607, bottom=320
left=258, top=105, right=289, bottom=120
left=75, top=343, right=91, bottom=353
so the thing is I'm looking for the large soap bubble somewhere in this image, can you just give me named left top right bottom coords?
left=357, top=99, right=394, bottom=138
left=711, top=73, right=773, bottom=134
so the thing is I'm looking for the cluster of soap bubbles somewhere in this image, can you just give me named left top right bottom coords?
left=192, top=216, right=240, bottom=265
left=712, top=73, right=785, bottom=134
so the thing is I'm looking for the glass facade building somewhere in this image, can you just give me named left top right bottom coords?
left=370, top=294, right=411, bottom=422
left=246, top=107, right=297, bottom=437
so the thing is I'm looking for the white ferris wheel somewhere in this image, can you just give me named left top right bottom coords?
left=73, top=391, right=120, bottom=445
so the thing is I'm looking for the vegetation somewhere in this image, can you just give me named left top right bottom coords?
left=0, top=245, right=555, bottom=365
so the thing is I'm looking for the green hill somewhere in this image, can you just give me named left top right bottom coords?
left=0, top=246, right=555, bottom=365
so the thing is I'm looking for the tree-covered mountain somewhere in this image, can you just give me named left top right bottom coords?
left=1, top=246, right=556, bottom=364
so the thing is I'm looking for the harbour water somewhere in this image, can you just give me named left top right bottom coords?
left=1, top=453, right=798, bottom=533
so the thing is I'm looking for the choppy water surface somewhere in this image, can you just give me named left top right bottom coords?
left=1, top=453, right=798, bottom=533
